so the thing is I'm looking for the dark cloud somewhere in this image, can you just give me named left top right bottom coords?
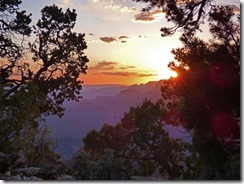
left=134, top=13, right=155, bottom=22
left=99, top=37, right=117, bottom=43
left=96, top=71, right=157, bottom=77
left=99, top=36, right=130, bottom=43
left=134, top=9, right=163, bottom=22
left=118, top=36, right=129, bottom=39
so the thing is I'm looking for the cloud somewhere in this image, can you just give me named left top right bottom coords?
left=99, top=1, right=139, bottom=14
left=58, top=0, right=73, bottom=7
left=96, top=71, right=157, bottom=77
left=104, top=4, right=121, bottom=11
left=138, top=35, right=147, bottom=38
left=89, top=61, right=156, bottom=78
left=120, top=6, right=139, bottom=13
left=118, top=35, right=129, bottom=43
left=99, top=37, right=117, bottom=43
left=89, top=61, right=117, bottom=71
left=85, top=0, right=140, bottom=21
left=89, top=61, right=139, bottom=72
left=118, top=36, right=129, bottom=39
left=89, top=61, right=136, bottom=71
left=227, top=4, right=240, bottom=13
left=99, top=35, right=130, bottom=43
left=134, top=13, right=155, bottom=22
left=89, top=33, right=95, bottom=36
left=133, top=9, right=164, bottom=23
left=119, top=66, right=136, bottom=70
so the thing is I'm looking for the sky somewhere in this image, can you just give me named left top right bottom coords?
left=20, top=0, right=240, bottom=85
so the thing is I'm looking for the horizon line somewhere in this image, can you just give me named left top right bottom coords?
left=82, top=79, right=167, bottom=86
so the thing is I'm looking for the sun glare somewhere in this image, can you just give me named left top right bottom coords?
left=147, top=51, right=178, bottom=80
left=154, top=70, right=178, bottom=81
left=170, top=70, right=178, bottom=78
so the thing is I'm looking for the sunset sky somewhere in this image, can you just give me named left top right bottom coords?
left=20, top=0, right=239, bottom=85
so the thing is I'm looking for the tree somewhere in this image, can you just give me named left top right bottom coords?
left=0, top=82, right=46, bottom=152
left=0, top=0, right=31, bottom=62
left=14, top=125, right=60, bottom=168
left=1, top=1, right=32, bottom=150
left=0, top=1, right=88, bottom=155
left=164, top=5, right=240, bottom=179
left=83, top=100, right=198, bottom=179
left=133, top=0, right=240, bottom=179
left=72, top=148, right=126, bottom=180
left=133, top=0, right=215, bottom=37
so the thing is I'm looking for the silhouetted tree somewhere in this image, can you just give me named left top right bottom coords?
left=0, top=1, right=88, bottom=156
left=83, top=100, right=198, bottom=179
left=72, top=148, right=125, bottom=180
left=133, top=0, right=215, bottom=37
left=164, top=5, right=240, bottom=179
left=134, top=0, right=240, bottom=179
left=0, top=0, right=31, bottom=61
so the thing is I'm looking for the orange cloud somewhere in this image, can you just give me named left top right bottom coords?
left=83, top=61, right=157, bottom=85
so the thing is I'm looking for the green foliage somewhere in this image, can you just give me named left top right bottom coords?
left=0, top=82, right=46, bottom=152
left=83, top=100, right=198, bottom=179
left=138, top=160, right=155, bottom=177
left=15, top=125, right=60, bottom=168
left=0, top=82, right=59, bottom=167
left=31, top=125, right=60, bottom=167
left=72, top=148, right=123, bottom=180
left=72, top=150, right=94, bottom=179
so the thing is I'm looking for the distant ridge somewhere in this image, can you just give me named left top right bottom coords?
left=45, top=79, right=190, bottom=159
left=83, top=84, right=127, bottom=87
left=82, top=79, right=167, bottom=87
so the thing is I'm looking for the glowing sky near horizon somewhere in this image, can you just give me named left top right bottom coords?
left=20, top=0, right=240, bottom=85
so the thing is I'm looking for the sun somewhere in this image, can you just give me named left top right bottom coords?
left=144, top=46, right=179, bottom=77
left=147, top=51, right=178, bottom=80
left=154, top=69, right=178, bottom=81
left=170, top=70, right=178, bottom=78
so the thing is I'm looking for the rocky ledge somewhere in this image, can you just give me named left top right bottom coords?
left=0, top=152, right=74, bottom=180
